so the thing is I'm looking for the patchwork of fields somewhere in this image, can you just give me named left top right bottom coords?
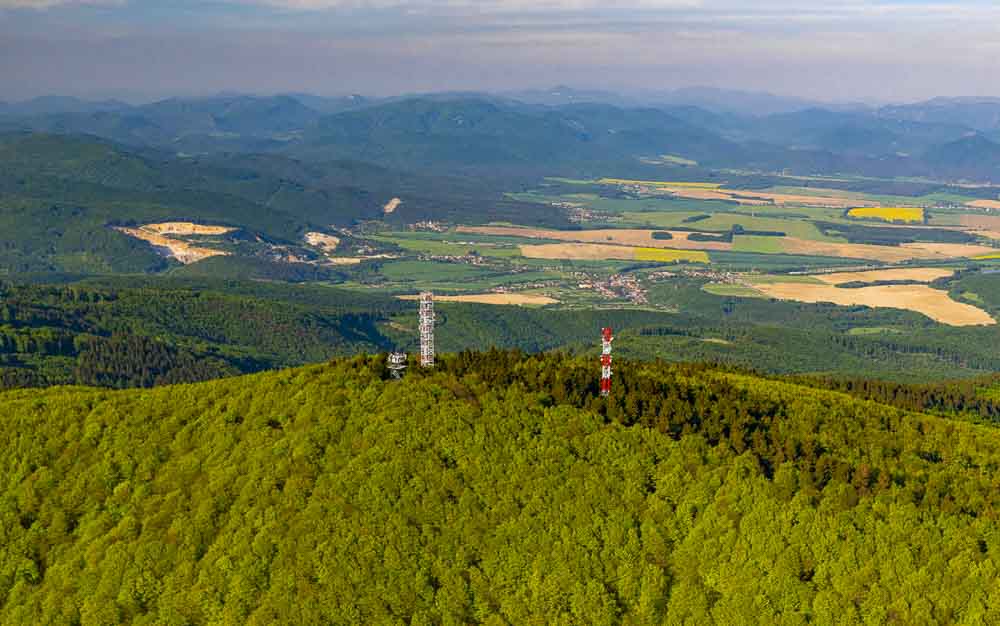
left=348, top=175, right=1000, bottom=326
left=598, top=178, right=879, bottom=209
left=457, top=226, right=734, bottom=251
left=520, top=243, right=709, bottom=263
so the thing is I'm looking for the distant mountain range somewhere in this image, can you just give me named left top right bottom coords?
left=0, top=96, right=130, bottom=117
left=4, top=88, right=1000, bottom=182
left=879, top=97, right=1000, bottom=132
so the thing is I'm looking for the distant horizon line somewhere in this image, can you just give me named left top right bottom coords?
left=5, top=87, right=1000, bottom=111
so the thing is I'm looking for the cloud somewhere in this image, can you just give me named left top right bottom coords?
left=3, top=0, right=1000, bottom=102
left=233, top=0, right=703, bottom=11
left=225, top=0, right=994, bottom=15
left=0, top=0, right=122, bottom=8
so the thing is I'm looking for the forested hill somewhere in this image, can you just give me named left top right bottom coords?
left=4, top=352, right=1000, bottom=623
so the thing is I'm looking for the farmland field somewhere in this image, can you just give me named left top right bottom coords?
left=814, top=268, right=956, bottom=285
left=706, top=251, right=853, bottom=270
left=960, top=214, right=1000, bottom=231
left=967, top=199, right=1000, bottom=210
left=520, top=243, right=709, bottom=264
left=371, top=235, right=521, bottom=258
left=595, top=178, right=879, bottom=208
left=779, top=237, right=992, bottom=262
left=753, top=283, right=994, bottom=326
left=702, top=284, right=763, bottom=297
left=521, top=243, right=637, bottom=261
left=250, top=170, right=1000, bottom=325
left=732, top=235, right=787, bottom=254
left=847, top=207, right=925, bottom=223
left=508, top=190, right=736, bottom=216
left=457, top=226, right=734, bottom=251
left=631, top=212, right=836, bottom=241
left=398, top=293, right=558, bottom=306
left=635, top=247, right=710, bottom=263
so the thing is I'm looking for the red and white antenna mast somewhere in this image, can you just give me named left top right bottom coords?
left=419, top=292, right=435, bottom=368
left=600, top=327, right=613, bottom=397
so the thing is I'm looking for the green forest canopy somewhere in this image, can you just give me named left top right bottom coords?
left=4, top=351, right=1000, bottom=624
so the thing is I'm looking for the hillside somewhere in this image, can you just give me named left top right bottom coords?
left=922, top=134, right=1000, bottom=180
left=3, top=352, right=1000, bottom=623
left=294, top=98, right=743, bottom=172
left=0, top=281, right=404, bottom=390
left=0, top=132, right=561, bottom=274
left=10, top=274, right=1000, bottom=393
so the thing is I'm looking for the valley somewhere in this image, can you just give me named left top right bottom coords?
left=6, top=97, right=1000, bottom=388
left=351, top=175, right=1000, bottom=328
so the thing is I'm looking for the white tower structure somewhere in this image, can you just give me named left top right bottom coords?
left=387, top=352, right=408, bottom=379
left=419, top=292, right=435, bottom=368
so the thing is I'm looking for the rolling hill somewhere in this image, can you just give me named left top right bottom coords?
left=8, top=92, right=1000, bottom=181
left=0, top=131, right=565, bottom=275
left=3, top=352, right=1000, bottom=623
left=0, top=96, right=130, bottom=117
left=879, top=97, right=1000, bottom=132
left=289, top=98, right=757, bottom=175
left=922, top=134, right=1000, bottom=180
left=0, top=95, right=324, bottom=154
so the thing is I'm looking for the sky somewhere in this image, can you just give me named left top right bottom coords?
left=2, top=0, right=1000, bottom=103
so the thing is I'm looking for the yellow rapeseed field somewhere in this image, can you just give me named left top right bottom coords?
left=634, top=248, right=710, bottom=263
left=847, top=207, right=925, bottom=223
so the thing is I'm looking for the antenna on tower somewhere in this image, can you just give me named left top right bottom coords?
left=419, top=292, right=435, bottom=368
left=387, top=351, right=408, bottom=379
left=600, top=327, right=613, bottom=397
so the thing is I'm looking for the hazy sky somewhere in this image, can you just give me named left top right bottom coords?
left=2, top=0, right=1000, bottom=103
